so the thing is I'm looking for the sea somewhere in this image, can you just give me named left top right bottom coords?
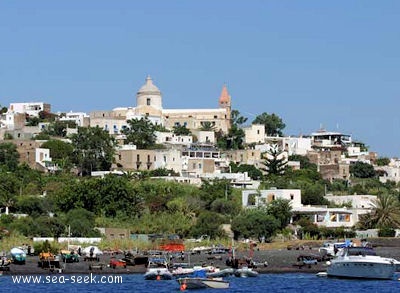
left=2, top=273, right=400, bottom=293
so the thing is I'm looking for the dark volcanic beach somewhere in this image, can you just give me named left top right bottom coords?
left=4, top=238, right=400, bottom=276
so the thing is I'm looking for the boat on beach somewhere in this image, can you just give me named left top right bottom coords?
left=10, top=247, right=26, bottom=264
left=326, top=246, right=399, bottom=279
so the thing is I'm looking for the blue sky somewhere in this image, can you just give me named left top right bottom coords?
left=1, top=1, right=399, bottom=157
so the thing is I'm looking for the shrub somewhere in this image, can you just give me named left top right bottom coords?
left=378, top=227, right=396, bottom=237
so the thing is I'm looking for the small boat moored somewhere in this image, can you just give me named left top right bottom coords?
left=144, top=257, right=173, bottom=280
left=177, top=270, right=229, bottom=290
left=234, top=266, right=259, bottom=278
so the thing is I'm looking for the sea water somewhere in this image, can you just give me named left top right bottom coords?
left=2, top=273, right=400, bottom=293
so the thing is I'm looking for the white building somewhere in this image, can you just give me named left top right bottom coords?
left=377, top=158, right=400, bottom=183
left=192, top=130, right=215, bottom=144
left=242, top=189, right=302, bottom=209
left=311, top=129, right=352, bottom=148
left=242, top=189, right=374, bottom=228
left=9, top=102, right=51, bottom=117
left=244, top=124, right=265, bottom=144
left=59, top=111, right=90, bottom=127
left=201, top=172, right=260, bottom=189
left=155, top=132, right=192, bottom=146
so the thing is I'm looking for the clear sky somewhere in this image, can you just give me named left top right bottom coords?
left=1, top=1, right=399, bottom=157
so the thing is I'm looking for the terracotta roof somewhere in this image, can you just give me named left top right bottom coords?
left=219, top=84, right=231, bottom=104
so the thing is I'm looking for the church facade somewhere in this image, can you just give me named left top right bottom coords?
left=90, top=76, right=232, bottom=135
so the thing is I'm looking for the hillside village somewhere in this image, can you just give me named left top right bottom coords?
left=1, top=75, right=400, bottom=242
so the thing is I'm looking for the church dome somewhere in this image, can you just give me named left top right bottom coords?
left=137, top=75, right=161, bottom=95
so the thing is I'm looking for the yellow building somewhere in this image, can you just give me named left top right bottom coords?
left=90, top=76, right=232, bottom=135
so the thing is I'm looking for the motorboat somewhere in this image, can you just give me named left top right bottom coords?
left=177, top=277, right=230, bottom=290
left=234, top=266, right=259, bottom=278
left=318, top=241, right=348, bottom=259
left=326, top=246, right=399, bottom=279
left=171, top=266, right=195, bottom=277
left=144, top=257, right=173, bottom=280
left=177, top=270, right=229, bottom=290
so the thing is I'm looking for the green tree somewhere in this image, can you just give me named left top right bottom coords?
left=173, top=124, right=191, bottom=136
left=266, top=199, right=292, bottom=229
left=15, top=195, right=48, bottom=217
left=25, top=116, right=41, bottom=126
left=362, top=194, right=400, bottom=229
left=288, top=155, right=317, bottom=171
left=64, top=208, right=100, bottom=237
left=199, top=179, right=232, bottom=208
left=231, top=208, right=280, bottom=241
left=0, top=105, right=7, bottom=114
left=34, top=133, right=51, bottom=140
left=229, top=162, right=263, bottom=180
left=122, top=117, right=156, bottom=149
left=43, top=120, right=76, bottom=137
left=41, top=139, right=73, bottom=162
left=375, top=157, right=390, bottom=166
left=0, top=172, right=18, bottom=214
left=252, top=112, right=286, bottom=136
left=210, top=198, right=241, bottom=217
left=10, top=216, right=65, bottom=237
left=0, top=142, right=20, bottom=171
left=350, top=161, right=376, bottom=178
left=217, top=110, right=246, bottom=150
left=190, top=211, right=226, bottom=239
left=260, top=144, right=287, bottom=176
left=71, top=126, right=116, bottom=176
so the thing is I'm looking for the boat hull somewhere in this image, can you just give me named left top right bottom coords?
left=177, top=277, right=229, bottom=289
left=327, top=260, right=396, bottom=279
left=144, top=272, right=173, bottom=280
left=234, top=267, right=259, bottom=278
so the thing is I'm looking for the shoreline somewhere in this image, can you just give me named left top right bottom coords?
left=3, top=239, right=400, bottom=276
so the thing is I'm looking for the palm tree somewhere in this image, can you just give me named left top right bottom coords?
left=199, top=121, right=216, bottom=132
left=368, top=194, right=400, bottom=228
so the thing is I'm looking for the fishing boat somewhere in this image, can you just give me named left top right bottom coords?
left=326, top=246, right=399, bottom=279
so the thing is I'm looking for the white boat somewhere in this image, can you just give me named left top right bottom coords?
left=171, top=266, right=195, bottom=277
left=177, top=278, right=230, bottom=290
left=326, top=247, right=398, bottom=279
left=318, top=241, right=347, bottom=258
left=144, top=257, right=173, bottom=280
left=177, top=271, right=229, bottom=290
left=234, top=266, right=259, bottom=278
left=82, top=246, right=103, bottom=256
left=207, top=267, right=235, bottom=277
